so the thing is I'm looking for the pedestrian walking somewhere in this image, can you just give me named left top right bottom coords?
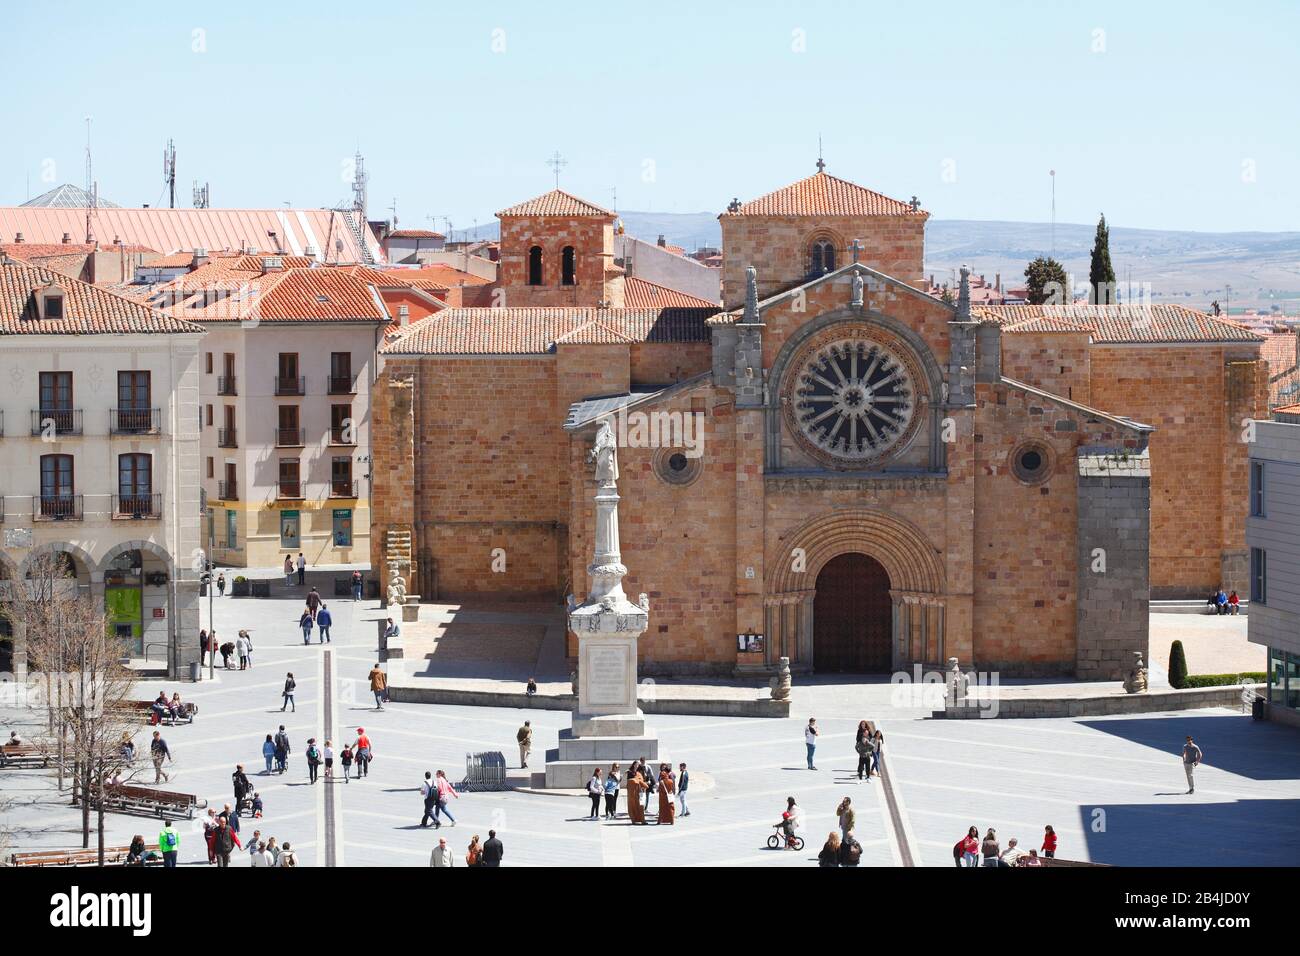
left=368, top=663, right=387, bottom=710
left=213, top=817, right=238, bottom=867
left=216, top=572, right=226, bottom=597
left=340, top=744, right=353, bottom=782
left=243, top=630, right=254, bottom=669
left=281, top=672, right=296, bottom=712
left=1041, top=825, right=1057, bottom=859
left=429, top=837, right=455, bottom=867
left=604, top=764, right=621, bottom=819
left=278, top=842, right=298, bottom=867
left=805, top=717, right=819, bottom=770
left=236, top=631, right=250, bottom=670
left=150, top=730, right=172, bottom=783
left=274, top=725, right=291, bottom=774
left=854, top=720, right=871, bottom=780
left=306, top=586, right=322, bottom=617
left=836, top=797, right=855, bottom=841
left=159, top=820, right=179, bottom=868
left=871, top=728, right=884, bottom=777
left=1182, top=736, right=1202, bottom=794
left=419, top=771, right=438, bottom=827
left=434, top=769, right=458, bottom=826
left=466, top=835, right=483, bottom=867
left=677, top=762, right=691, bottom=817
left=261, top=734, right=275, bottom=773
left=232, top=764, right=251, bottom=808
left=317, top=603, right=332, bottom=642
left=839, top=830, right=863, bottom=866
left=516, top=720, right=533, bottom=768
left=283, top=555, right=294, bottom=587
left=306, top=738, right=322, bottom=784
left=297, top=552, right=306, bottom=585
left=299, top=609, right=314, bottom=645
left=250, top=841, right=272, bottom=867
left=587, top=768, right=603, bottom=819
left=199, top=628, right=209, bottom=667
left=351, top=569, right=363, bottom=602
left=323, top=739, right=334, bottom=779
left=353, top=728, right=372, bottom=777
left=481, top=829, right=504, bottom=867
left=657, top=764, right=676, bottom=825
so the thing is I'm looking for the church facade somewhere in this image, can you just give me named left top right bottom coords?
left=371, top=169, right=1267, bottom=679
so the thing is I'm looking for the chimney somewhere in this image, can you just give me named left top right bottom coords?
left=61, top=232, right=72, bottom=244
left=995, top=273, right=1001, bottom=293
left=192, top=248, right=210, bottom=268
left=261, top=256, right=284, bottom=274
left=398, top=304, right=410, bottom=326
left=657, top=234, right=666, bottom=247
left=14, top=232, right=23, bottom=243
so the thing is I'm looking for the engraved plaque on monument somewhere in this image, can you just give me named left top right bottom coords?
left=586, top=644, right=631, bottom=709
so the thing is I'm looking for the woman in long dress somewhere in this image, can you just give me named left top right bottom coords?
left=626, top=770, right=646, bottom=824
left=657, top=765, right=676, bottom=825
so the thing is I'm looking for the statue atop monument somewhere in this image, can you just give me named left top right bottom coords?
left=590, top=420, right=619, bottom=482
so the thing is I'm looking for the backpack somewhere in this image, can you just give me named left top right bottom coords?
left=161, top=830, right=177, bottom=851
left=844, top=840, right=862, bottom=864
left=953, top=840, right=965, bottom=860
left=307, top=746, right=320, bottom=764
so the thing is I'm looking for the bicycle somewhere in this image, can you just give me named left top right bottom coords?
left=767, top=825, right=804, bottom=851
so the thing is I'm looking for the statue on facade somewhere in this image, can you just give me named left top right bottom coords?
left=589, top=420, right=618, bottom=482
left=851, top=272, right=864, bottom=307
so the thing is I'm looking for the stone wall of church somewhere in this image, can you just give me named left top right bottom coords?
left=629, top=343, right=712, bottom=386
left=566, top=386, right=739, bottom=673
left=721, top=214, right=925, bottom=308
left=1087, top=345, right=1266, bottom=597
left=1000, top=331, right=1092, bottom=406
left=498, top=216, right=615, bottom=308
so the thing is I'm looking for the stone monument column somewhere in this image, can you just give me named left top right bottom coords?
left=544, top=421, right=659, bottom=788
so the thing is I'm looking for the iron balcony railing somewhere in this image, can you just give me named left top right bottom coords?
left=329, top=425, right=355, bottom=445
left=217, top=375, right=237, bottom=396
left=329, top=479, right=359, bottom=498
left=218, top=427, right=238, bottom=448
left=328, top=375, right=356, bottom=395
left=31, top=408, right=82, bottom=437
left=218, top=479, right=238, bottom=500
left=33, top=494, right=83, bottom=521
left=274, top=376, right=306, bottom=396
left=277, top=479, right=303, bottom=499
left=112, top=493, right=162, bottom=519
left=109, top=407, right=161, bottom=435
left=276, top=427, right=306, bottom=447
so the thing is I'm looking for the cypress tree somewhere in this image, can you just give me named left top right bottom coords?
left=1168, top=640, right=1189, bottom=689
left=1088, top=214, right=1117, bottom=304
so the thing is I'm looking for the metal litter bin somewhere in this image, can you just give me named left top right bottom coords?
left=1252, top=695, right=1266, bottom=721
left=463, top=751, right=507, bottom=791
left=189, top=661, right=202, bottom=682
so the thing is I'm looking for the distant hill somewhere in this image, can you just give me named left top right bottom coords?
left=457, top=214, right=1300, bottom=312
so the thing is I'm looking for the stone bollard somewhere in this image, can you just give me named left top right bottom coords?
left=771, top=656, right=793, bottom=701
left=946, top=657, right=966, bottom=707
left=1123, top=650, right=1148, bottom=694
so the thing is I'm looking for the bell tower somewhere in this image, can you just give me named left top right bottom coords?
left=495, top=189, right=618, bottom=307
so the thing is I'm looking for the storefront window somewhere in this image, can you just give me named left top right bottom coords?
left=333, top=509, right=353, bottom=547
left=280, top=510, right=301, bottom=550
left=104, top=550, right=143, bottom=655
left=225, top=509, right=238, bottom=549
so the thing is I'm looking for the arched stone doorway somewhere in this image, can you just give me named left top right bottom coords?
left=813, top=552, right=892, bottom=671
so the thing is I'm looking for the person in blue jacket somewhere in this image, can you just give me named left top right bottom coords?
left=317, top=603, right=333, bottom=643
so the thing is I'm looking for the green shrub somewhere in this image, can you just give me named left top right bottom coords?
left=1183, top=673, right=1266, bottom=688
left=234, top=576, right=247, bottom=584
left=1168, top=640, right=1188, bottom=689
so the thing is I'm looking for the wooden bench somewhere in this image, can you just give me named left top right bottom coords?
left=0, top=742, right=52, bottom=769
left=1017, top=855, right=1110, bottom=867
left=123, top=700, right=197, bottom=726
left=9, top=844, right=163, bottom=867
left=72, top=782, right=205, bottom=820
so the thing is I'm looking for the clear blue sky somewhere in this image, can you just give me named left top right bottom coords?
left=2, top=0, right=1296, bottom=233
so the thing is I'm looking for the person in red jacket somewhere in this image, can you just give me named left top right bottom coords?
left=954, top=826, right=980, bottom=867
left=1042, top=824, right=1057, bottom=858
left=1228, top=590, right=1241, bottom=615
left=353, top=728, right=373, bottom=778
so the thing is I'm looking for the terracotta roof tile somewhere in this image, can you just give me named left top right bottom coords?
left=722, top=171, right=924, bottom=218
left=622, top=276, right=718, bottom=309
left=1001, top=315, right=1096, bottom=334
left=387, top=229, right=444, bottom=239
left=979, top=304, right=1265, bottom=344
left=381, top=306, right=716, bottom=355
left=1260, top=330, right=1298, bottom=374
left=496, top=189, right=615, bottom=219
left=0, top=261, right=205, bottom=335
left=166, top=268, right=388, bottom=324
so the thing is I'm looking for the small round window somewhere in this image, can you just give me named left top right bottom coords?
left=654, top=448, right=701, bottom=486
left=1011, top=441, right=1053, bottom=485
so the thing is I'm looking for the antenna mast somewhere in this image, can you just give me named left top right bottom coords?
left=192, top=181, right=210, bottom=208
left=351, top=150, right=368, bottom=222
left=163, top=139, right=177, bottom=208
left=84, top=117, right=96, bottom=243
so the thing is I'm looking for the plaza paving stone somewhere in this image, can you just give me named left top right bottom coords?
left=1, top=591, right=1296, bottom=867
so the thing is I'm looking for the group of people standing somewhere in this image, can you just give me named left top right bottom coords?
left=298, top=587, right=333, bottom=644
left=587, top=760, right=689, bottom=825
left=953, top=824, right=1057, bottom=867
left=429, top=830, right=504, bottom=867
left=818, top=797, right=865, bottom=866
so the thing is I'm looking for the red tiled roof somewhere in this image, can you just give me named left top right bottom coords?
left=723, top=171, right=924, bottom=218
left=622, top=276, right=718, bottom=309
left=0, top=261, right=206, bottom=335
left=1260, top=331, right=1298, bottom=374
left=386, top=264, right=491, bottom=288
left=139, top=251, right=200, bottom=269
left=381, top=306, right=717, bottom=355
left=1, top=241, right=156, bottom=258
left=496, top=189, right=615, bottom=219
left=388, top=229, right=444, bottom=239
left=979, top=304, right=1265, bottom=344
left=167, top=268, right=388, bottom=324
left=1001, top=316, right=1095, bottom=334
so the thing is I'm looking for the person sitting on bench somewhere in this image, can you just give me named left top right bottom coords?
left=151, top=694, right=170, bottom=723
left=1215, top=589, right=1229, bottom=615
left=6, top=732, right=22, bottom=747
left=125, top=835, right=158, bottom=866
